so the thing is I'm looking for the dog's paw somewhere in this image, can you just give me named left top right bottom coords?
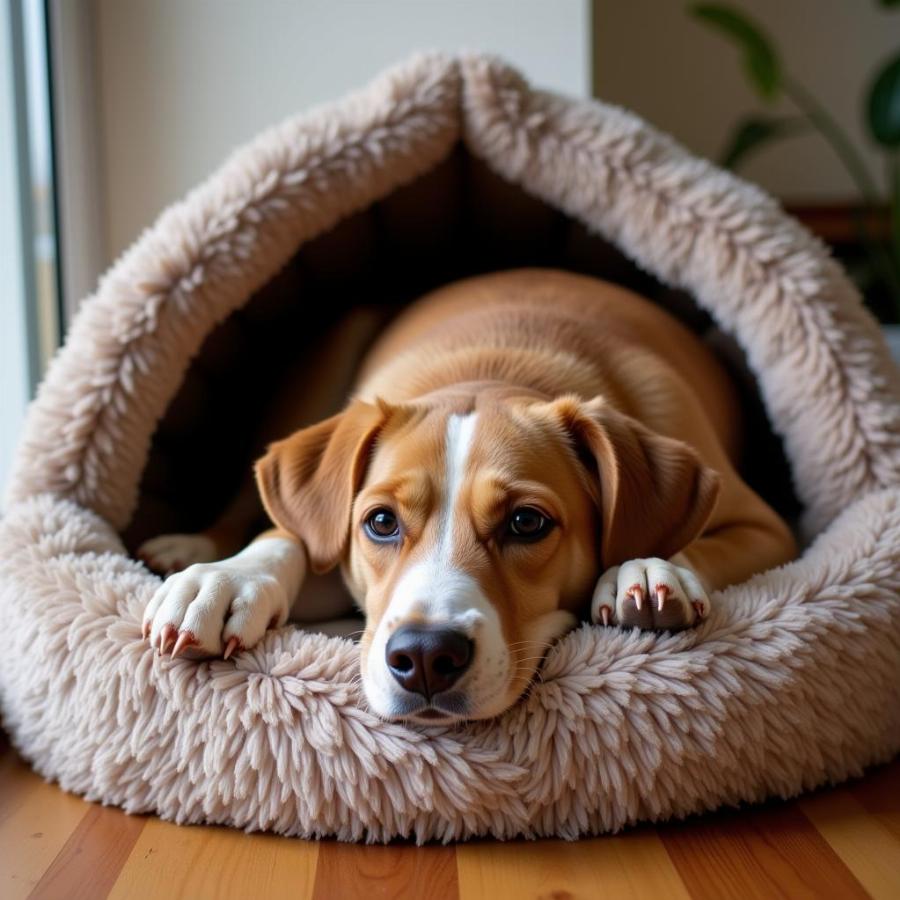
left=142, top=560, right=290, bottom=659
left=137, top=533, right=218, bottom=575
left=591, top=558, right=710, bottom=631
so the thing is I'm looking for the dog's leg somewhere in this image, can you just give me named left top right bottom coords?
left=137, top=477, right=263, bottom=574
left=142, top=528, right=306, bottom=658
left=669, top=514, right=798, bottom=601
left=592, top=494, right=797, bottom=631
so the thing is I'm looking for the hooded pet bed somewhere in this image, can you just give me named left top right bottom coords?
left=2, top=53, right=900, bottom=843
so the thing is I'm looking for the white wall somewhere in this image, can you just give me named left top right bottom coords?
left=594, top=0, right=897, bottom=201
left=73, top=1, right=896, bottom=299
left=94, top=0, right=591, bottom=263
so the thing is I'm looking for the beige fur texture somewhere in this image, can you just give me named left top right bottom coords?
left=1, top=52, right=899, bottom=842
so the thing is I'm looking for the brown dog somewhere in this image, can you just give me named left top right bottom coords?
left=140, top=269, right=796, bottom=723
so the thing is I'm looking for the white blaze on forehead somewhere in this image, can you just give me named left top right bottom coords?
left=389, top=411, right=481, bottom=622
left=363, top=411, right=514, bottom=719
left=437, top=412, right=478, bottom=561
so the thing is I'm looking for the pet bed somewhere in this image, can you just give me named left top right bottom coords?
left=1, top=53, right=899, bottom=842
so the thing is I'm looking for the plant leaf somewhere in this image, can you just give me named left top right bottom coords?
left=691, top=4, right=781, bottom=100
left=868, top=51, right=900, bottom=147
left=719, top=116, right=808, bottom=169
left=876, top=0, right=900, bottom=8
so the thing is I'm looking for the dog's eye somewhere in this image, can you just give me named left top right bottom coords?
left=507, top=506, right=554, bottom=542
left=364, top=508, right=401, bottom=541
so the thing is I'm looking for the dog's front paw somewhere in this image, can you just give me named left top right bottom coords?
left=142, top=560, right=290, bottom=659
left=591, top=558, right=710, bottom=631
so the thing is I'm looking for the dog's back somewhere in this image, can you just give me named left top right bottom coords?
left=357, top=268, right=742, bottom=462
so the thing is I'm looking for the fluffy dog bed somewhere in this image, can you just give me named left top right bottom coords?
left=2, top=53, right=899, bottom=842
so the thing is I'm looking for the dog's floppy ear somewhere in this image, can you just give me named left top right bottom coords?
left=255, top=399, right=388, bottom=574
left=547, top=395, right=720, bottom=567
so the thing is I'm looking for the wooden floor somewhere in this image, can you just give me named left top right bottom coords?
left=2, top=734, right=898, bottom=900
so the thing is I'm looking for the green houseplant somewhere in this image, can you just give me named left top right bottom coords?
left=691, top=2, right=900, bottom=323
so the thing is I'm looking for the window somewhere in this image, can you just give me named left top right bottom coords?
left=0, top=0, right=61, bottom=494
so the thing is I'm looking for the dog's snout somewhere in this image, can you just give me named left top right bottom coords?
left=385, top=625, right=473, bottom=698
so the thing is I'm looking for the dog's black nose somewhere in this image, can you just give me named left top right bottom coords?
left=385, top=625, right=474, bottom=698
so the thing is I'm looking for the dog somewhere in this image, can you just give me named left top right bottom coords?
left=139, top=269, right=797, bottom=724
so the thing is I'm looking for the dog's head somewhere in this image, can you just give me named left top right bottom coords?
left=256, top=392, right=718, bottom=723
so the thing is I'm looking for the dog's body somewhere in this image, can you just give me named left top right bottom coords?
left=141, top=269, right=796, bottom=723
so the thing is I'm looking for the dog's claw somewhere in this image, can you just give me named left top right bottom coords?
left=223, top=637, right=240, bottom=660
left=627, top=585, right=644, bottom=611
left=656, top=585, right=670, bottom=612
left=171, top=631, right=195, bottom=658
left=141, top=619, right=151, bottom=639
left=600, top=605, right=611, bottom=627
left=158, top=623, right=176, bottom=655
left=692, top=599, right=706, bottom=619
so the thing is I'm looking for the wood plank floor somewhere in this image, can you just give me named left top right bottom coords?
left=2, top=734, right=898, bottom=900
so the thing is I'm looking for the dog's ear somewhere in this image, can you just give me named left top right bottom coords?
left=546, top=395, right=720, bottom=567
left=255, top=399, right=388, bottom=574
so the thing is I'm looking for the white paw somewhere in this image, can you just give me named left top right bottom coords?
left=142, top=558, right=291, bottom=659
left=138, top=533, right=218, bottom=575
left=591, top=557, right=710, bottom=631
